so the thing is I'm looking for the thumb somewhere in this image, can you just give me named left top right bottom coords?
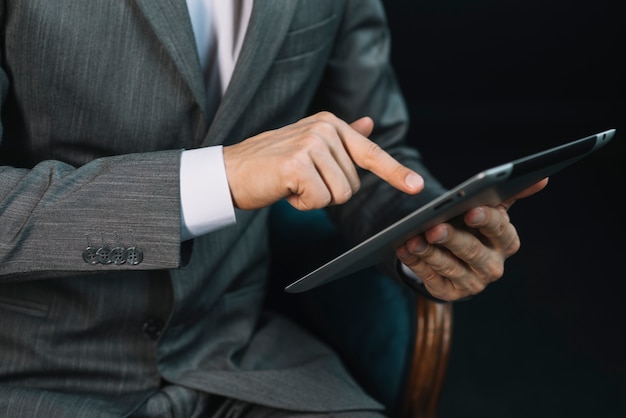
left=349, top=116, right=374, bottom=137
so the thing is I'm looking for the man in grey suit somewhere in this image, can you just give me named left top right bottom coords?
left=0, top=1, right=546, bottom=416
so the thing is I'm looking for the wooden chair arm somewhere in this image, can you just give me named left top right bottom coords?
left=402, top=293, right=453, bottom=418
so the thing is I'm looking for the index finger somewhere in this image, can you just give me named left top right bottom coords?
left=343, top=118, right=424, bottom=195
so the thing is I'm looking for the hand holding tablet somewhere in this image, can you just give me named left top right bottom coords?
left=285, top=129, right=616, bottom=294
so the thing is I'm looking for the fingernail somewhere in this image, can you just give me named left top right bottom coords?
left=405, top=172, right=423, bottom=191
left=432, top=228, right=447, bottom=244
left=409, top=236, right=428, bottom=253
left=413, top=239, right=427, bottom=253
left=470, top=207, right=485, bottom=225
left=397, top=246, right=410, bottom=261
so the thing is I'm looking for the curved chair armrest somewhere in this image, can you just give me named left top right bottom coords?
left=402, top=293, right=453, bottom=418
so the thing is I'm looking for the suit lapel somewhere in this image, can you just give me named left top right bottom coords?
left=134, top=0, right=209, bottom=117
left=134, top=0, right=297, bottom=146
left=204, top=1, right=297, bottom=146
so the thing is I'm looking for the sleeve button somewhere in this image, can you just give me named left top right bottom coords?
left=110, top=247, right=128, bottom=265
left=96, top=247, right=113, bottom=264
left=82, top=247, right=98, bottom=265
left=126, top=247, right=144, bottom=265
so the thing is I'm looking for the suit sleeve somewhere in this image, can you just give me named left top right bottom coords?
left=0, top=68, right=185, bottom=281
left=311, top=0, right=447, bottom=244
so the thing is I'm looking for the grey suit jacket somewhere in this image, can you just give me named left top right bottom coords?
left=0, top=0, right=445, bottom=416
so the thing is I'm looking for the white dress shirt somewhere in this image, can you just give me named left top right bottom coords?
left=180, top=0, right=253, bottom=241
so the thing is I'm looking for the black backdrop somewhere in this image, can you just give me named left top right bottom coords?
left=382, top=1, right=625, bottom=416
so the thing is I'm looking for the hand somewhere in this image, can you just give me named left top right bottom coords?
left=396, top=179, right=549, bottom=301
left=223, top=111, right=424, bottom=210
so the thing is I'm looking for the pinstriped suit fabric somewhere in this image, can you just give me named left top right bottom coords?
left=0, top=0, right=444, bottom=416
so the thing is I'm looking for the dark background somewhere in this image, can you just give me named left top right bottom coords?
left=382, top=1, right=625, bottom=417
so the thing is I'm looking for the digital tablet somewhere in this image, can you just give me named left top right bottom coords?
left=285, top=128, right=616, bottom=293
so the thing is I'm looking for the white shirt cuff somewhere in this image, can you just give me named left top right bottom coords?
left=180, top=146, right=236, bottom=241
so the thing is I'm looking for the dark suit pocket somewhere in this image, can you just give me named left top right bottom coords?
left=0, top=296, right=49, bottom=318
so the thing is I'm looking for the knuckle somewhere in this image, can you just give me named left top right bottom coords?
left=341, top=187, right=353, bottom=201
left=365, top=142, right=385, bottom=163
left=467, top=280, right=487, bottom=295
left=496, top=221, right=510, bottom=237
left=441, top=264, right=462, bottom=279
left=507, top=234, right=521, bottom=255
left=464, top=240, right=483, bottom=261
left=419, top=270, right=439, bottom=284
left=294, top=200, right=313, bottom=211
left=403, top=256, right=422, bottom=269
left=300, top=131, right=327, bottom=149
left=354, top=141, right=386, bottom=170
left=485, top=262, right=505, bottom=280
left=303, top=123, right=339, bottom=148
left=320, top=193, right=333, bottom=207
left=335, top=187, right=354, bottom=204
left=299, top=191, right=332, bottom=211
left=314, top=110, right=335, bottom=121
